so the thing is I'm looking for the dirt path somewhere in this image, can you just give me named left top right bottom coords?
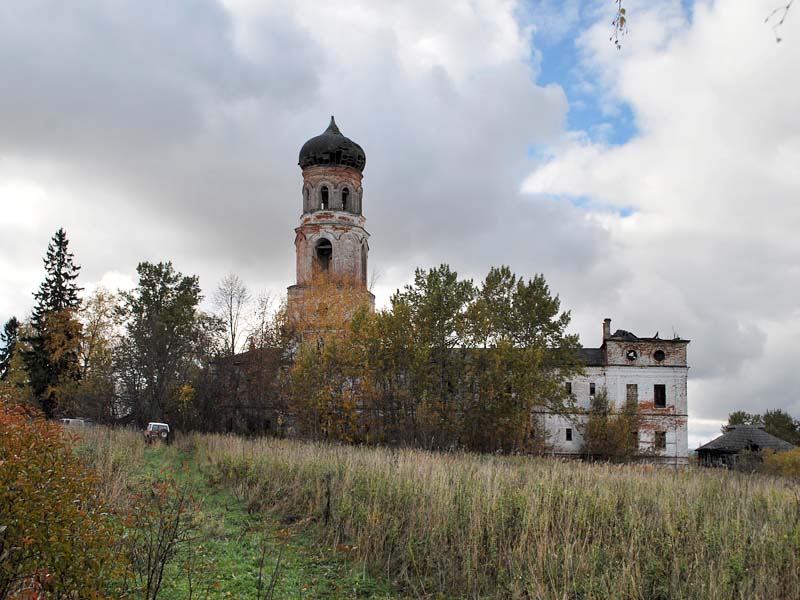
left=144, top=445, right=401, bottom=600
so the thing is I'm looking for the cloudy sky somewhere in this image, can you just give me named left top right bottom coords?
left=1, top=0, right=798, bottom=446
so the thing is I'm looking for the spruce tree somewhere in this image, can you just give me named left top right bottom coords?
left=23, top=228, right=83, bottom=417
left=0, top=316, right=20, bottom=380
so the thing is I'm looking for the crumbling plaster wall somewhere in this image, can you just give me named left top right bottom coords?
left=546, top=364, right=689, bottom=466
left=294, top=212, right=369, bottom=286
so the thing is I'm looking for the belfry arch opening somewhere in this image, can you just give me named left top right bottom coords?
left=342, top=187, right=349, bottom=211
left=320, top=186, right=329, bottom=210
left=361, top=243, right=367, bottom=285
left=315, top=238, right=332, bottom=272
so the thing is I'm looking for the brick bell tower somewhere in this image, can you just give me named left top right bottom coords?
left=287, top=116, right=375, bottom=328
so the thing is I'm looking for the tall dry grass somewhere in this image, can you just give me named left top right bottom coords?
left=71, top=426, right=146, bottom=507
left=195, top=434, right=800, bottom=600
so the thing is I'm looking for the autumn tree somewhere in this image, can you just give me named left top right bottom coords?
left=288, top=264, right=582, bottom=453
left=115, top=261, right=212, bottom=425
left=390, top=265, right=476, bottom=447
left=0, top=322, right=35, bottom=408
left=22, top=228, right=83, bottom=417
left=288, top=274, right=375, bottom=441
left=461, top=266, right=582, bottom=453
left=59, top=287, right=120, bottom=422
left=581, top=387, right=641, bottom=461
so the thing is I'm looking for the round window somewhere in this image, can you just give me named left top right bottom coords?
left=653, top=350, right=666, bottom=362
left=626, top=349, right=638, bottom=361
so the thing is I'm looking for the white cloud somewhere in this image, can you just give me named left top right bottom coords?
left=524, top=0, right=800, bottom=441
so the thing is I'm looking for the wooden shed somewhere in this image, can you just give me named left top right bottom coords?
left=697, top=425, right=794, bottom=468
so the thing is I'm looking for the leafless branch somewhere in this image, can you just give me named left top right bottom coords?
left=766, top=0, right=795, bottom=43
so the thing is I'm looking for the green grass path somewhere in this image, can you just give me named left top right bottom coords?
left=143, top=444, right=401, bottom=600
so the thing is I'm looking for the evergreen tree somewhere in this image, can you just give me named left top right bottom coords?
left=0, top=317, right=20, bottom=380
left=23, top=228, right=83, bottom=417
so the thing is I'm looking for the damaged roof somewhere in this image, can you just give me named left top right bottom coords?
left=697, top=425, right=795, bottom=453
left=608, top=329, right=689, bottom=343
left=298, top=116, right=366, bottom=172
left=578, top=348, right=605, bottom=366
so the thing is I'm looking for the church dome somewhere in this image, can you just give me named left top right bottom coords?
left=298, top=116, right=366, bottom=172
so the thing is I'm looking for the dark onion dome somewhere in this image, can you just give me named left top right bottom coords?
left=298, top=116, right=366, bottom=172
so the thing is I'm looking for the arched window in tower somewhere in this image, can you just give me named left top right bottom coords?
left=341, top=187, right=349, bottom=211
left=315, top=238, right=332, bottom=273
left=361, top=243, right=367, bottom=285
left=320, top=186, right=329, bottom=210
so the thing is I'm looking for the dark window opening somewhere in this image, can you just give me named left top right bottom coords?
left=631, top=430, right=639, bottom=444
left=626, top=383, right=638, bottom=405
left=655, top=431, right=667, bottom=450
left=316, top=238, right=332, bottom=271
left=361, top=244, right=367, bottom=285
left=654, top=384, right=666, bottom=408
left=320, top=186, right=329, bottom=210
left=565, top=382, right=572, bottom=395
left=566, top=428, right=573, bottom=442
left=653, top=349, right=666, bottom=362
left=589, top=382, right=596, bottom=396
left=342, top=187, right=349, bottom=211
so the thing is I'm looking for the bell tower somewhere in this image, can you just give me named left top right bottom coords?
left=287, top=117, right=375, bottom=328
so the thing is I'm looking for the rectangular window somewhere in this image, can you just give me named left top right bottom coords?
left=626, top=383, right=638, bottom=404
left=589, top=382, right=596, bottom=396
left=631, top=430, right=639, bottom=445
left=565, top=382, right=572, bottom=395
left=655, top=431, right=667, bottom=450
left=654, top=384, right=666, bottom=408
left=566, top=428, right=573, bottom=442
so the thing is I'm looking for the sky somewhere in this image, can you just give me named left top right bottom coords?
left=1, top=0, right=798, bottom=448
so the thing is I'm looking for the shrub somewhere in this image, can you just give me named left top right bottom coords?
left=0, top=404, right=126, bottom=599
left=763, top=447, right=800, bottom=477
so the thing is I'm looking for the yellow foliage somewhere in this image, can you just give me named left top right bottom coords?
left=762, top=447, right=800, bottom=478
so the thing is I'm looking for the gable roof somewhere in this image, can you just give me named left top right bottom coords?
left=697, top=425, right=795, bottom=453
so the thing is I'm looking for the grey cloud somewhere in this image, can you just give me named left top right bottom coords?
left=0, top=0, right=636, bottom=379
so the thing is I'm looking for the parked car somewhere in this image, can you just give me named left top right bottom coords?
left=144, top=422, right=171, bottom=444
left=60, top=418, right=94, bottom=427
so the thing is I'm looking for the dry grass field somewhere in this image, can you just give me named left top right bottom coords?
left=69, top=428, right=800, bottom=599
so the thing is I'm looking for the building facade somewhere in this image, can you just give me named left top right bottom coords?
left=546, top=319, right=690, bottom=465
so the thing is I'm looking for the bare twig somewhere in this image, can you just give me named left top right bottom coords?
left=766, top=0, right=795, bottom=42
left=263, top=544, right=283, bottom=600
